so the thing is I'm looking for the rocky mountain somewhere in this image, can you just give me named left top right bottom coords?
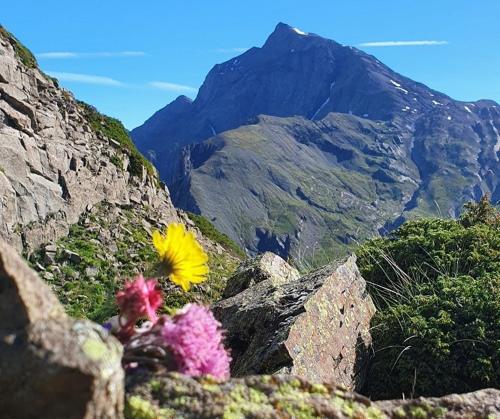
left=0, top=27, right=241, bottom=320
left=132, top=23, right=499, bottom=266
left=0, top=26, right=179, bottom=253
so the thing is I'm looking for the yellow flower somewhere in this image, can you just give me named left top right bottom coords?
left=152, top=223, right=209, bottom=292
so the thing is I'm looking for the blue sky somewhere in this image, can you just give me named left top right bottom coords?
left=3, top=0, right=500, bottom=129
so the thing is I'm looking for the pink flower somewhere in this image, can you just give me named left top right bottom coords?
left=116, top=275, right=162, bottom=325
left=161, top=304, right=231, bottom=379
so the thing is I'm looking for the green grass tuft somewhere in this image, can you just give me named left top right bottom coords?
left=110, top=154, right=124, bottom=170
left=0, top=25, right=37, bottom=68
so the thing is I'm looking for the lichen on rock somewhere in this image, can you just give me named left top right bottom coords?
left=125, top=372, right=500, bottom=418
left=0, top=239, right=124, bottom=418
left=214, top=254, right=375, bottom=390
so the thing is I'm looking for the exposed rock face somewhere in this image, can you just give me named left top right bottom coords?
left=0, top=27, right=242, bottom=322
left=0, top=28, right=179, bottom=254
left=133, top=22, right=500, bottom=267
left=125, top=372, right=500, bottom=418
left=213, top=255, right=375, bottom=391
left=222, top=251, right=299, bottom=298
left=0, top=239, right=124, bottom=418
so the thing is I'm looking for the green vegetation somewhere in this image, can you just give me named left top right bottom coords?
left=0, top=25, right=37, bottom=68
left=32, top=216, right=158, bottom=322
left=187, top=212, right=245, bottom=258
left=110, top=154, right=124, bottom=170
left=78, top=101, right=155, bottom=177
left=358, top=196, right=500, bottom=399
left=32, top=203, right=241, bottom=322
left=125, top=395, right=175, bottom=419
left=48, top=76, right=59, bottom=87
left=180, top=115, right=424, bottom=271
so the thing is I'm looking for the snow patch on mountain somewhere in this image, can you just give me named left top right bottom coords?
left=490, top=120, right=500, bottom=160
left=311, top=82, right=335, bottom=120
left=389, top=79, right=408, bottom=94
left=293, top=27, right=308, bottom=36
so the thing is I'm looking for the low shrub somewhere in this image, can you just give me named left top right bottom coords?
left=0, top=25, right=37, bottom=68
left=358, top=196, right=500, bottom=399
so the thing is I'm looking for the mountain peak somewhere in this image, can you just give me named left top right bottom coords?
left=172, top=95, right=193, bottom=105
left=273, top=22, right=310, bottom=36
left=263, top=22, right=321, bottom=50
left=132, top=22, right=500, bottom=189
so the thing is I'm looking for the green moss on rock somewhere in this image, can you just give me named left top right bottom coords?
left=125, top=396, right=176, bottom=419
left=125, top=372, right=387, bottom=418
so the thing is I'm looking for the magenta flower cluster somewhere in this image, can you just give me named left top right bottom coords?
left=162, top=304, right=231, bottom=379
left=113, top=275, right=231, bottom=380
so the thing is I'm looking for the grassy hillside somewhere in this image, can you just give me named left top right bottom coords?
left=173, top=114, right=420, bottom=270
left=187, top=212, right=245, bottom=258
left=31, top=202, right=242, bottom=322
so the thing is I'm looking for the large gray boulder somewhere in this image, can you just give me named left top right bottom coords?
left=213, top=254, right=376, bottom=390
left=0, top=239, right=124, bottom=418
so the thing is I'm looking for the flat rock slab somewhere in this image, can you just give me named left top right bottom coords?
left=0, top=239, right=124, bottom=419
left=125, top=372, right=500, bottom=419
left=213, top=255, right=376, bottom=390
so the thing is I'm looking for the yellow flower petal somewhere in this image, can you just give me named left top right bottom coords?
left=152, top=230, right=167, bottom=256
left=152, top=223, right=209, bottom=292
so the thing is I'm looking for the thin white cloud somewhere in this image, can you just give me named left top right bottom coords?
left=37, top=52, right=79, bottom=59
left=358, top=40, right=448, bottom=48
left=47, top=71, right=124, bottom=86
left=215, top=47, right=249, bottom=53
left=149, top=81, right=198, bottom=93
left=36, top=51, right=146, bottom=59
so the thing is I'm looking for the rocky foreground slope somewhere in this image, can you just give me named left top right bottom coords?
left=133, top=22, right=500, bottom=267
left=1, top=238, right=499, bottom=418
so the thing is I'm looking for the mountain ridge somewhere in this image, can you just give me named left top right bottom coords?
left=132, top=23, right=497, bottom=183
